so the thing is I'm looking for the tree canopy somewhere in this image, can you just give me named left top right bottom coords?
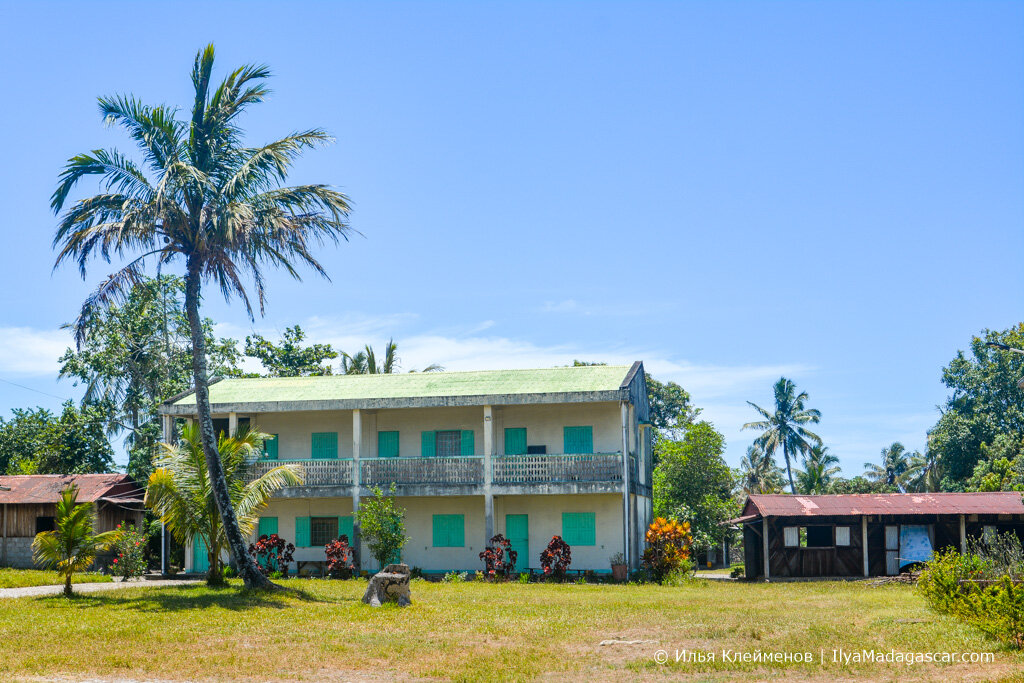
left=244, top=325, right=337, bottom=377
left=652, top=421, right=738, bottom=547
left=0, top=402, right=114, bottom=475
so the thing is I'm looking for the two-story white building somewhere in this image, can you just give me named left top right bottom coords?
left=160, top=363, right=652, bottom=575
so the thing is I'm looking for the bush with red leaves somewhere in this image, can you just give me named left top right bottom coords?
left=479, top=534, right=518, bottom=580
left=247, top=534, right=295, bottom=577
left=325, top=535, right=355, bottom=579
left=540, top=535, right=572, bottom=580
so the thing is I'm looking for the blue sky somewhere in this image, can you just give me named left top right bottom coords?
left=0, top=1, right=1021, bottom=475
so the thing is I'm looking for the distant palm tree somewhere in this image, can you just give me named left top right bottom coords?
left=146, top=424, right=303, bottom=585
left=743, top=377, right=823, bottom=495
left=51, top=45, right=351, bottom=589
left=796, top=444, right=841, bottom=494
left=739, top=444, right=785, bottom=494
left=32, top=485, right=120, bottom=597
left=906, top=449, right=941, bottom=492
left=341, top=339, right=444, bottom=374
left=864, top=442, right=912, bottom=490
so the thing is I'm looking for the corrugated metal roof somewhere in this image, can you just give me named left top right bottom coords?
left=0, top=474, right=141, bottom=505
left=739, top=492, right=1024, bottom=518
left=167, top=364, right=635, bottom=408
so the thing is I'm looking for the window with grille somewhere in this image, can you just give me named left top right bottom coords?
left=311, top=517, right=339, bottom=547
left=436, top=430, right=461, bottom=457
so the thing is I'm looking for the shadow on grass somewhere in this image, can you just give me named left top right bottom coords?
left=35, top=582, right=352, bottom=612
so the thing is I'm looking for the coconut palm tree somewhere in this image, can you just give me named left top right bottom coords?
left=32, top=485, right=120, bottom=597
left=340, top=338, right=444, bottom=374
left=51, top=45, right=351, bottom=589
left=743, top=377, right=823, bottom=495
left=864, top=442, right=912, bottom=491
left=796, top=444, right=841, bottom=494
left=146, top=423, right=303, bottom=585
left=738, top=444, right=785, bottom=494
left=906, top=449, right=942, bottom=492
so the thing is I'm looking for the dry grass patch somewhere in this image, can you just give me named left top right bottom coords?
left=0, top=578, right=1019, bottom=681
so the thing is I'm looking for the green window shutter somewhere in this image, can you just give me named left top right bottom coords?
left=421, top=431, right=436, bottom=457
left=460, top=430, right=475, bottom=456
left=295, top=517, right=311, bottom=547
left=263, top=434, right=279, bottom=460
left=378, top=431, right=400, bottom=458
left=432, top=514, right=466, bottom=547
left=562, top=512, right=596, bottom=546
left=257, top=517, right=278, bottom=537
left=338, top=516, right=354, bottom=543
left=563, top=426, right=594, bottom=454
left=311, top=432, right=338, bottom=459
left=504, top=428, right=527, bottom=455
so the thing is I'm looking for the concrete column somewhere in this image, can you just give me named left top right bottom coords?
left=228, top=412, right=238, bottom=435
left=352, top=409, right=363, bottom=570
left=762, top=518, right=770, bottom=581
left=862, top=516, right=869, bottom=577
left=959, top=514, right=966, bottom=553
left=483, top=405, right=494, bottom=545
left=621, top=402, right=631, bottom=569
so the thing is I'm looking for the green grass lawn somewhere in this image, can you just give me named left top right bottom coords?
left=0, top=568, right=112, bottom=589
left=0, top=578, right=1020, bottom=681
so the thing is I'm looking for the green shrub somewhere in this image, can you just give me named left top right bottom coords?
left=518, top=572, right=530, bottom=584
left=111, top=523, right=150, bottom=580
left=730, top=564, right=745, bottom=579
left=919, top=542, right=1024, bottom=649
left=355, top=486, right=407, bottom=570
left=442, top=571, right=467, bottom=583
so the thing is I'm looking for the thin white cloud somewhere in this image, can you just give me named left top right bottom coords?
left=542, top=299, right=579, bottom=313
left=0, top=327, right=72, bottom=375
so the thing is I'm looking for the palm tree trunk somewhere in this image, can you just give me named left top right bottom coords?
left=784, top=444, right=796, bottom=495
left=64, top=574, right=72, bottom=597
left=183, top=262, right=275, bottom=590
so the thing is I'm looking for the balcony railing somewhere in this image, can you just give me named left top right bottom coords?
left=246, top=453, right=629, bottom=488
left=248, top=458, right=353, bottom=487
left=492, top=453, right=623, bottom=484
left=362, top=456, right=484, bottom=486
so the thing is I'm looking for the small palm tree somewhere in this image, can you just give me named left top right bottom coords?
left=738, top=444, right=785, bottom=494
left=341, top=339, right=400, bottom=374
left=796, top=445, right=841, bottom=494
left=146, top=424, right=303, bottom=585
left=32, top=485, right=119, bottom=597
left=864, top=442, right=912, bottom=491
left=51, top=45, right=351, bottom=589
left=743, top=377, right=823, bottom=494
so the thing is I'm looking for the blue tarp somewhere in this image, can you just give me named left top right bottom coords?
left=899, top=525, right=933, bottom=567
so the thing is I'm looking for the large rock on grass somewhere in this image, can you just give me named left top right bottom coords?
left=362, top=563, right=412, bottom=607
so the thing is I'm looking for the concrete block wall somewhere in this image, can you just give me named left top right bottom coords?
left=2, top=538, right=36, bottom=568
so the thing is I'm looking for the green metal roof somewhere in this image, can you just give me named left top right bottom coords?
left=166, top=364, right=638, bottom=412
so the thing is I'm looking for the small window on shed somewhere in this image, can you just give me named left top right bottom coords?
left=783, top=526, right=799, bottom=547
left=835, top=526, right=851, bottom=546
left=35, top=517, right=56, bottom=533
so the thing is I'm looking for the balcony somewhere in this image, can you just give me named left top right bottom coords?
left=246, top=452, right=635, bottom=493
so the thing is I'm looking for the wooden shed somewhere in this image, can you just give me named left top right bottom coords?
left=729, top=492, right=1024, bottom=580
left=0, top=474, right=145, bottom=569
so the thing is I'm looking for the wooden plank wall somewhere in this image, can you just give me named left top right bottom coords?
left=1, top=503, right=142, bottom=538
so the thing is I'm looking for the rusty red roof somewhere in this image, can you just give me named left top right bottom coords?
left=733, top=492, right=1024, bottom=520
left=0, top=474, right=142, bottom=505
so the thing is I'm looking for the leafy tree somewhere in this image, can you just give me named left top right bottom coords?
left=928, top=324, right=1024, bottom=484
left=645, top=376, right=699, bottom=438
left=32, top=485, right=119, bottom=597
left=355, top=486, right=408, bottom=570
left=864, top=442, right=914, bottom=490
left=0, top=402, right=114, bottom=475
left=58, top=275, right=242, bottom=481
left=965, top=433, right=1024, bottom=492
left=737, top=443, right=785, bottom=495
left=796, top=444, right=841, bottom=494
left=828, top=475, right=893, bottom=494
left=145, top=424, right=302, bottom=585
left=52, top=44, right=352, bottom=589
left=652, top=421, right=738, bottom=548
left=743, top=377, right=823, bottom=495
left=244, top=325, right=338, bottom=377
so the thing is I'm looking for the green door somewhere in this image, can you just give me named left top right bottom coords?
left=505, top=514, right=529, bottom=572
left=193, top=536, right=209, bottom=574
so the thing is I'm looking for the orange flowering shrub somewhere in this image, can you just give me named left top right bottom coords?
left=642, top=517, right=692, bottom=583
